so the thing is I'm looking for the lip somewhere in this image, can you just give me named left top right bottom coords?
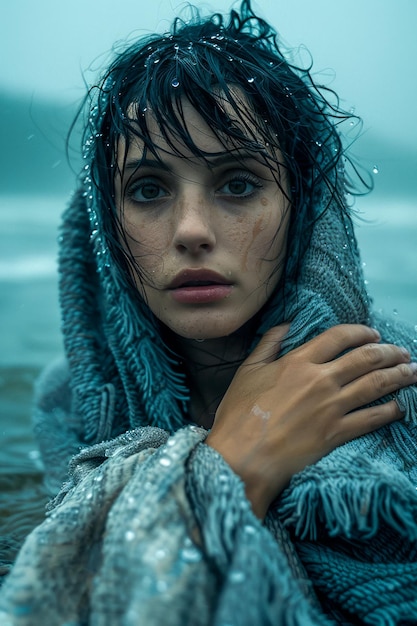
left=168, top=269, right=233, bottom=304
left=168, top=269, right=232, bottom=289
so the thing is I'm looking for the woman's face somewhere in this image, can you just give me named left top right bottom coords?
left=115, top=99, right=291, bottom=340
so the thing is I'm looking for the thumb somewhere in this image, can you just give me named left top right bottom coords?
left=245, top=323, right=291, bottom=366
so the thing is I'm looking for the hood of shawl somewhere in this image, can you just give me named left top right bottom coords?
left=256, top=188, right=370, bottom=352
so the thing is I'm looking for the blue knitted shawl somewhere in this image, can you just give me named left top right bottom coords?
left=1, top=126, right=417, bottom=623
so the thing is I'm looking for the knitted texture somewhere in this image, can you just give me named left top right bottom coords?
left=0, top=427, right=333, bottom=625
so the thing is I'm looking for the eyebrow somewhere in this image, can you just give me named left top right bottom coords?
left=124, top=158, right=170, bottom=171
left=123, top=151, right=269, bottom=172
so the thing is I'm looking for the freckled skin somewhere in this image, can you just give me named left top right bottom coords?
left=116, top=99, right=290, bottom=341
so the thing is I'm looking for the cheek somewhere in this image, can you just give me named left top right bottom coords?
left=243, top=205, right=287, bottom=271
left=123, top=217, right=170, bottom=258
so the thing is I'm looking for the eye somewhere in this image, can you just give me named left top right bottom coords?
left=218, top=173, right=262, bottom=198
left=125, top=178, right=168, bottom=203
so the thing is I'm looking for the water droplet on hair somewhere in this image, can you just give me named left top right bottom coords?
left=153, top=58, right=160, bottom=64
left=247, top=77, right=255, bottom=83
left=171, top=78, right=180, bottom=88
left=230, top=570, right=245, bottom=583
left=373, top=165, right=379, bottom=174
left=181, top=546, right=201, bottom=563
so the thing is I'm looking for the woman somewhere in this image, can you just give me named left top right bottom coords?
left=1, top=1, right=417, bottom=623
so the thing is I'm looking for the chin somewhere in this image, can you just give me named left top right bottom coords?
left=166, top=318, right=248, bottom=342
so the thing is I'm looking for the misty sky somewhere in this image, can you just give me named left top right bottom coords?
left=2, top=0, right=417, bottom=152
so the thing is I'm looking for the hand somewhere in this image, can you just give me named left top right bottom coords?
left=205, top=324, right=417, bottom=518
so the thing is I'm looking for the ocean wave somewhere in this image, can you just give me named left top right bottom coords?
left=0, top=255, right=57, bottom=281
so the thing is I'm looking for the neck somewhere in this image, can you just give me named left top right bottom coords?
left=164, top=324, right=254, bottom=429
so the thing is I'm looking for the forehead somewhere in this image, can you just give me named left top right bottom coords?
left=120, top=91, right=265, bottom=162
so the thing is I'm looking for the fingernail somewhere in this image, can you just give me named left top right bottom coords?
left=371, top=328, right=381, bottom=340
left=400, top=347, right=411, bottom=359
left=410, top=362, right=417, bottom=374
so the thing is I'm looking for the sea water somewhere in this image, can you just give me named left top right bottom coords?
left=0, top=191, right=416, bottom=573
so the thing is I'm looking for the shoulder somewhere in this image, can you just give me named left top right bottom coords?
left=33, top=356, right=72, bottom=414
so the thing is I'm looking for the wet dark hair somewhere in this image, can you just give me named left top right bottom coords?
left=76, top=0, right=367, bottom=296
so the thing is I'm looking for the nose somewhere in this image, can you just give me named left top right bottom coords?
left=173, top=193, right=216, bottom=255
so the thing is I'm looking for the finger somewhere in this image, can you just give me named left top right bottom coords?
left=334, top=342, right=411, bottom=387
left=245, top=323, right=291, bottom=366
left=339, top=361, right=417, bottom=412
left=303, top=324, right=381, bottom=364
left=330, top=400, right=402, bottom=448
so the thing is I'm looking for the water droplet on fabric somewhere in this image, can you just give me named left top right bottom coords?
left=125, top=530, right=135, bottom=541
left=372, top=165, right=379, bottom=174
left=159, top=456, right=171, bottom=467
left=156, top=580, right=168, bottom=592
left=155, top=548, right=166, bottom=560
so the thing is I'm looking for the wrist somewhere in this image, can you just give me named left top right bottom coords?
left=205, top=432, right=287, bottom=519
